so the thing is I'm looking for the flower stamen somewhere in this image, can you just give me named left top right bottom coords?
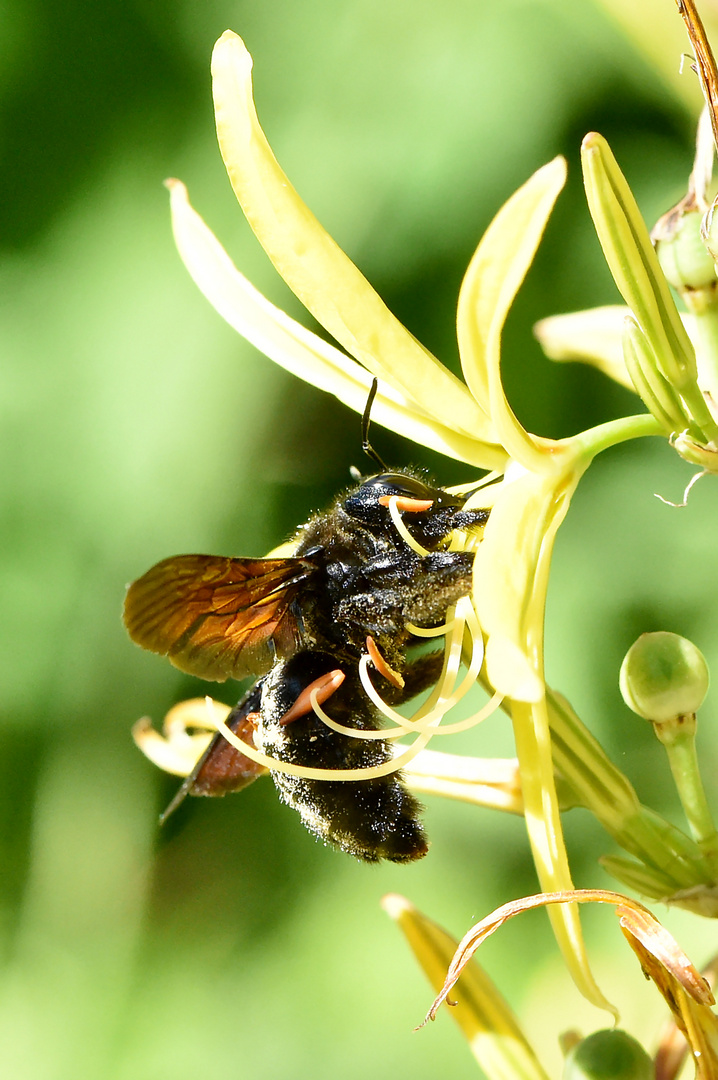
left=365, top=635, right=405, bottom=688
left=132, top=697, right=229, bottom=776
left=405, top=617, right=457, bottom=637
left=385, top=495, right=431, bottom=556
left=378, top=495, right=434, bottom=513
left=308, top=683, right=402, bottom=740
left=214, top=696, right=434, bottom=779
left=278, top=668, right=346, bottom=725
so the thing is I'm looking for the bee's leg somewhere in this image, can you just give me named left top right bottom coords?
left=278, top=667, right=346, bottom=726
left=382, top=650, right=445, bottom=706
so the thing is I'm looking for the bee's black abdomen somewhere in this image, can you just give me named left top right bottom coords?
left=276, top=774, right=427, bottom=863
left=257, top=652, right=428, bottom=862
left=342, top=777, right=428, bottom=863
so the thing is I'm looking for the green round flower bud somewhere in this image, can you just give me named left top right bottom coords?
left=563, top=1029, right=653, bottom=1080
left=620, top=632, right=710, bottom=722
left=655, top=210, right=718, bottom=291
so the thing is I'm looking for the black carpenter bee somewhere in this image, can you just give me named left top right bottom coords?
left=124, top=385, right=488, bottom=862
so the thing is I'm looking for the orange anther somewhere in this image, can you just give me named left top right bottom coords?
left=378, top=496, right=433, bottom=513
left=279, top=669, right=346, bottom=725
left=365, top=636, right=405, bottom=689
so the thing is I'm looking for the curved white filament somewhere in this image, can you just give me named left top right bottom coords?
left=405, top=618, right=456, bottom=637
left=420, top=691, right=504, bottom=735
left=213, top=697, right=433, bottom=780
left=211, top=594, right=491, bottom=778
left=386, top=496, right=430, bottom=557
left=308, top=688, right=410, bottom=740
left=352, top=598, right=487, bottom=736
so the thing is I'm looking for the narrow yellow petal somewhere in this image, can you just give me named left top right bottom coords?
left=473, top=468, right=564, bottom=702
left=512, top=702, right=617, bottom=1018
left=211, top=31, right=494, bottom=441
left=383, top=894, right=550, bottom=1080
left=533, top=305, right=635, bottom=390
left=403, top=750, right=523, bottom=813
left=132, top=717, right=206, bottom=776
left=473, top=461, right=611, bottom=1013
left=167, top=179, right=507, bottom=470
left=484, top=635, right=543, bottom=704
left=457, top=157, right=567, bottom=469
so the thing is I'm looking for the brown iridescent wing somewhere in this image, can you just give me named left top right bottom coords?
left=161, top=685, right=268, bottom=822
left=123, top=554, right=318, bottom=681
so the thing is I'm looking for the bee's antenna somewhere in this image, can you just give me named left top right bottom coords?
left=362, top=379, right=389, bottom=472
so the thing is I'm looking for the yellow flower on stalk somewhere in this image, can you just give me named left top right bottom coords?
left=158, top=30, right=669, bottom=1015
left=535, top=123, right=718, bottom=489
left=169, top=30, right=583, bottom=710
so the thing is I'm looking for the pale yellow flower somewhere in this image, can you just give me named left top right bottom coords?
left=170, top=31, right=575, bottom=709
left=157, top=30, right=674, bottom=1015
left=117, top=16, right=718, bottom=1075
left=535, top=129, right=718, bottom=481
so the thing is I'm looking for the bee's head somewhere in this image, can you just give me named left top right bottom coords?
left=342, top=471, right=483, bottom=546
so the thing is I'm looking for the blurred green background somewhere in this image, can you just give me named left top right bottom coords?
left=4, top=0, right=718, bottom=1076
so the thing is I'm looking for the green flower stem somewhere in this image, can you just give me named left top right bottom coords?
left=652, top=715, right=718, bottom=876
left=685, top=299, right=718, bottom=420
left=545, top=688, right=709, bottom=890
left=566, top=411, right=663, bottom=462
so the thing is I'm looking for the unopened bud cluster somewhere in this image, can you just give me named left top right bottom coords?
left=655, top=208, right=718, bottom=299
